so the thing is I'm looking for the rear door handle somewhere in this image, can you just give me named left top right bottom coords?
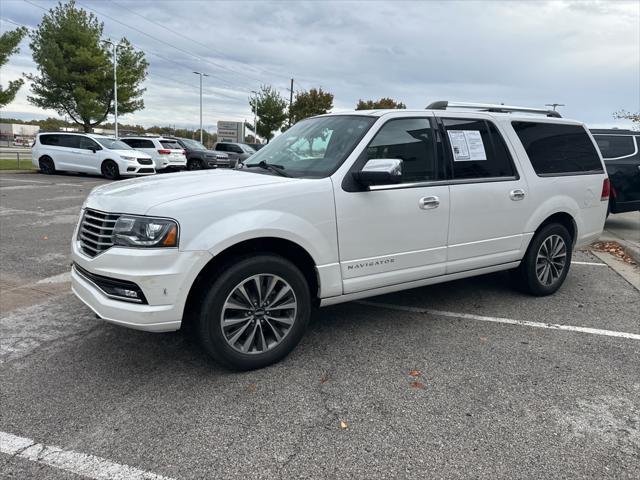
left=510, top=189, right=526, bottom=201
left=419, top=196, right=440, bottom=209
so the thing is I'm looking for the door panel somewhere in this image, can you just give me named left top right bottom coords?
left=334, top=117, right=450, bottom=294
left=336, top=186, right=450, bottom=293
left=437, top=115, right=532, bottom=273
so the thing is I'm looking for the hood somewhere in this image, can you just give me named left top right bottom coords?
left=86, top=169, right=292, bottom=215
left=112, top=149, right=152, bottom=159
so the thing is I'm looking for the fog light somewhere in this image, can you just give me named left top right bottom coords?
left=112, top=287, right=140, bottom=299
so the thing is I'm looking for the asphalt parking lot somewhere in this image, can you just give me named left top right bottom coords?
left=1, top=172, right=639, bottom=479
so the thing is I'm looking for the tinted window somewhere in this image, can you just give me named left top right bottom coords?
left=93, top=137, right=133, bottom=150
left=230, top=145, right=243, bottom=153
left=40, top=134, right=60, bottom=146
left=593, top=135, right=635, bottom=159
left=122, top=138, right=154, bottom=149
left=78, top=136, right=99, bottom=150
left=59, top=135, right=82, bottom=149
left=160, top=140, right=181, bottom=149
left=443, top=118, right=515, bottom=179
left=366, top=118, right=437, bottom=182
left=512, top=122, right=603, bottom=175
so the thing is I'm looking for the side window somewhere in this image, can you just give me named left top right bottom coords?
left=60, top=135, right=81, bottom=149
left=121, top=139, right=138, bottom=148
left=78, top=137, right=98, bottom=150
left=231, top=145, right=243, bottom=153
left=593, top=135, right=636, bottom=159
left=512, top=122, right=603, bottom=175
left=367, top=118, right=437, bottom=183
left=217, top=144, right=228, bottom=152
left=40, top=135, right=60, bottom=146
left=442, top=118, right=515, bottom=179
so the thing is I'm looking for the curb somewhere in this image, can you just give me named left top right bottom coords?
left=599, top=232, right=640, bottom=265
left=0, top=170, right=37, bottom=174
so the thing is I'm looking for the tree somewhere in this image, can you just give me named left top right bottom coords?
left=249, top=85, right=288, bottom=143
left=613, top=110, right=640, bottom=131
left=27, top=1, right=148, bottom=132
left=290, top=87, right=334, bottom=123
left=356, top=98, right=406, bottom=110
left=0, top=27, right=28, bottom=108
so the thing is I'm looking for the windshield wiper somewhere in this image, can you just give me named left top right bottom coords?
left=245, top=160, right=292, bottom=177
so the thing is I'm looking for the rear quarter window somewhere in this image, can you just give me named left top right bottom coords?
left=512, top=122, right=603, bottom=176
left=593, top=135, right=636, bottom=159
left=39, top=135, right=60, bottom=146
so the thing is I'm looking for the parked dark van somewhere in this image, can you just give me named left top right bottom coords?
left=591, top=128, right=640, bottom=214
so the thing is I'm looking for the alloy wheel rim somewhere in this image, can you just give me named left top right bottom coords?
left=535, top=234, right=567, bottom=286
left=220, top=274, right=297, bottom=354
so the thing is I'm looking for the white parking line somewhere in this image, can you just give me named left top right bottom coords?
left=571, top=261, right=607, bottom=266
left=0, top=431, right=174, bottom=480
left=358, top=301, right=640, bottom=340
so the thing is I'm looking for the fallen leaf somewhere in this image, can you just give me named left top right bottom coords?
left=339, top=420, right=348, bottom=429
left=247, top=383, right=257, bottom=393
left=320, top=373, right=329, bottom=384
left=42, top=236, right=48, bottom=240
left=409, top=381, right=425, bottom=389
left=408, top=370, right=422, bottom=378
left=479, top=336, right=488, bottom=342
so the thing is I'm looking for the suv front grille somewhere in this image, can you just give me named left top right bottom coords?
left=78, top=209, right=120, bottom=257
left=137, top=158, right=153, bottom=165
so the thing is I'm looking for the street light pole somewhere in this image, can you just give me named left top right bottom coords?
left=103, top=40, right=119, bottom=138
left=193, top=71, right=209, bottom=144
left=251, top=90, right=258, bottom=143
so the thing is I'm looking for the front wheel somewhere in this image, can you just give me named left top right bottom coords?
left=101, top=160, right=120, bottom=180
left=513, top=223, right=572, bottom=296
left=187, top=158, right=204, bottom=170
left=196, top=255, right=311, bottom=370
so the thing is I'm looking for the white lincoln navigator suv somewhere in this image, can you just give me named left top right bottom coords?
left=71, top=102, right=609, bottom=370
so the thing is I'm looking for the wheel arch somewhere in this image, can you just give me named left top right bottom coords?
left=182, top=236, right=319, bottom=329
left=534, top=211, right=577, bottom=246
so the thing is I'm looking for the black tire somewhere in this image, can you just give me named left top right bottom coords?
left=187, top=158, right=204, bottom=170
left=39, top=156, right=55, bottom=175
left=101, top=160, right=120, bottom=180
left=513, top=223, right=573, bottom=296
left=196, top=254, right=311, bottom=370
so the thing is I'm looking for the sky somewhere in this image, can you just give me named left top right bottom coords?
left=1, top=0, right=639, bottom=131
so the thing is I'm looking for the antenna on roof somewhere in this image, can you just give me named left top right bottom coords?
left=426, top=101, right=562, bottom=118
left=545, top=103, right=565, bottom=111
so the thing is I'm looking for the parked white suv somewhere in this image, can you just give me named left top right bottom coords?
left=71, top=102, right=609, bottom=370
left=32, top=133, right=155, bottom=179
left=120, top=136, right=187, bottom=172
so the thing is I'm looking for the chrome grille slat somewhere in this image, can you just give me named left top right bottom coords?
left=78, top=209, right=120, bottom=257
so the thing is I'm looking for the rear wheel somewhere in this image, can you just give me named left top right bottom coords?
left=187, top=158, right=204, bottom=170
left=513, top=223, right=572, bottom=296
left=196, top=255, right=311, bottom=370
left=39, top=156, right=55, bottom=175
left=101, top=160, right=120, bottom=180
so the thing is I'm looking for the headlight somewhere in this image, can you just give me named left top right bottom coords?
left=113, top=216, right=179, bottom=248
left=120, top=155, right=136, bottom=161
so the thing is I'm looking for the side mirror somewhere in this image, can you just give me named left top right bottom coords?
left=352, top=159, right=403, bottom=186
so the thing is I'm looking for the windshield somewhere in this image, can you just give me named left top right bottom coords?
left=94, top=137, right=133, bottom=150
left=180, top=138, right=206, bottom=150
left=245, top=115, right=376, bottom=178
left=240, top=144, right=256, bottom=153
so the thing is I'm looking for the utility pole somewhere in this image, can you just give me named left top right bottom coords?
left=103, top=40, right=119, bottom=138
left=545, top=103, right=565, bottom=111
left=288, top=78, right=294, bottom=127
left=193, top=71, right=209, bottom=143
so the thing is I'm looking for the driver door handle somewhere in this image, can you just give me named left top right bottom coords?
left=419, top=196, right=440, bottom=210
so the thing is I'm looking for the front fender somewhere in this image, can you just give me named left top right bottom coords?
left=184, top=209, right=338, bottom=267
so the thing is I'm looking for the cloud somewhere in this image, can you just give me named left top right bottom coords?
left=1, top=0, right=638, bottom=129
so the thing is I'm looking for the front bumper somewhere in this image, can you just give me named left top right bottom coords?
left=71, top=240, right=212, bottom=332
left=121, top=159, right=156, bottom=176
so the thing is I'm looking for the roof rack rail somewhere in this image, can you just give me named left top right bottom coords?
left=426, top=101, right=562, bottom=118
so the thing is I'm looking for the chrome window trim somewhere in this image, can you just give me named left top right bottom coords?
left=592, top=134, right=638, bottom=161
left=368, top=176, right=519, bottom=191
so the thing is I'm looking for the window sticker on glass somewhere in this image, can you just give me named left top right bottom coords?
left=447, top=130, right=487, bottom=161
